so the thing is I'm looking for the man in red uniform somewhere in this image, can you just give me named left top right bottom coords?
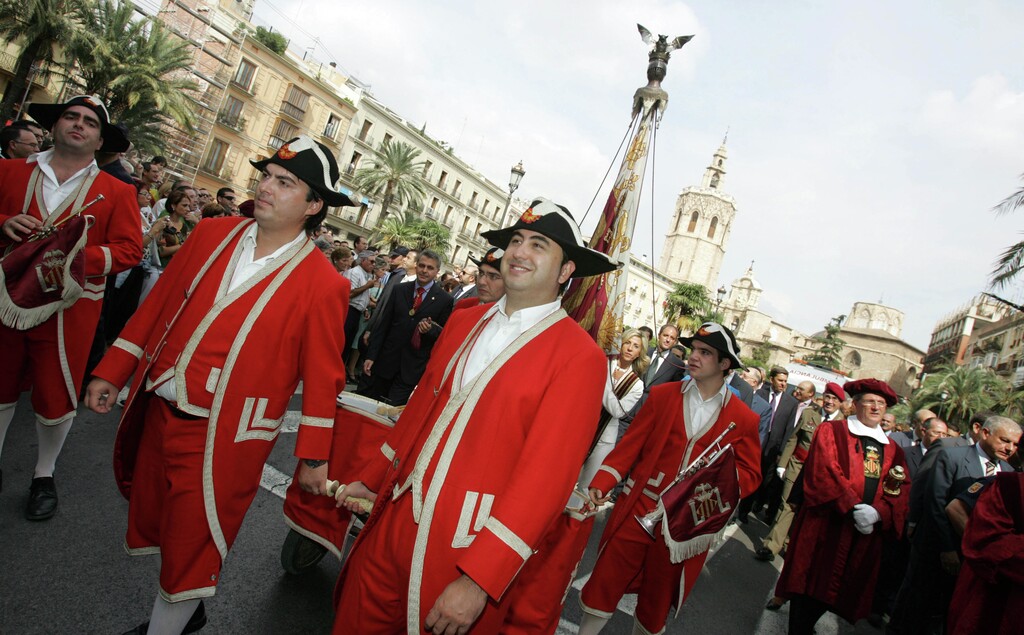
left=334, top=198, right=619, bottom=634
left=775, top=378, right=910, bottom=634
left=84, top=135, right=352, bottom=634
left=578, top=322, right=762, bottom=635
left=453, top=246, right=504, bottom=311
left=0, top=95, right=140, bottom=520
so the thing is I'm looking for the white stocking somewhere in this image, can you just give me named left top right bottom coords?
left=578, top=612, right=611, bottom=635
left=147, top=595, right=200, bottom=635
left=34, top=417, right=72, bottom=478
left=0, top=402, right=16, bottom=463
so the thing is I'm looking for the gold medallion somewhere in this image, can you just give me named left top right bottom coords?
left=409, top=309, right=416, bottom=316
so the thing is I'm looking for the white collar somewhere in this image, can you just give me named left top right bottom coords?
left=29, top=147, right=98, bottom=181
left=683, top=377, right=729, bottom=404
left=240, top=223, right=305, bottom=263
left=494, top=295, right=562, bottom=327
left=847, top=416, right=889, bottom=445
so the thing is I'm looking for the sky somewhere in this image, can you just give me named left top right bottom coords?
left=252, top=0, right=1024, bottom=350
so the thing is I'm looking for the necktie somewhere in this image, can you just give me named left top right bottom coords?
left=410, top=287, right=425, bottom=349
left=985, top=460, right=997, bottom=476
left=646, top=353, right=662, bottom=382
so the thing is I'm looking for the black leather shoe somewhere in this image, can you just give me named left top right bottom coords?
left=280, top=528, right=328, bottom=574
left=754, top=546, right=776, bottom=562
left=122, top=600, right=207, bottom=634
left=25, top=476, right=58, bottom=521
left=765, top=597, right=786, bottom=611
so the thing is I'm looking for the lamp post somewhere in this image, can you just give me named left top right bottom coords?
left=716, top=285, right=727, bottom=320
left=501, top=161, right=525, bottom=226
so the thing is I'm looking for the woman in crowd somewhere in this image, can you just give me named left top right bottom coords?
left=200, top=203, right=228, bottom=219
left=158, top=189, right=196, bottom=269
left=579, top=328, right=649, bottom=486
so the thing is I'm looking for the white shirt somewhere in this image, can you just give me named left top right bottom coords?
left=343, top=264, right=373, bottom=311
left=683, top=379, right=728, bottom=439
left=155, top=225, right=305, bottom=402
left=846, top=416, right=889, bottom=445
left=28, top=149, right=98, bottom=215
left=460, top=296, right=562, bottom=389
left=227, top=225, right=305, bottom=293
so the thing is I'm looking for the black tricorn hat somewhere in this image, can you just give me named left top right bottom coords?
left=249, top=135, right=354, bottom=208
left=680, top=322, right=743, bottom=370
left=470, top=246, right=503, bottom=270
left=480, top=198, right=620, bottom=278
left=27, top=94, right=130, bottom=153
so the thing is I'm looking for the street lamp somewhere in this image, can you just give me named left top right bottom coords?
left=716, top=285, right=727, bottom=316
left=501, top=160, right=525, bottom=225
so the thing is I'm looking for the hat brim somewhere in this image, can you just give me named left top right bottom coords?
left=678, top=334, right=742, bottom=369
left=480, top=226, right=620, bottom=278
left=27, top=102, right=129, bottom=153
left=249, top=156, right=355, bottom=208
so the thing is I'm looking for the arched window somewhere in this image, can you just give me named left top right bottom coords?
left=707, top=216, right=718, bottom=239
left=846, top=351, right=862, bottom=368
left=710, top=173, right=720, bottom=188
left=687, top=211, right=698, bottom=233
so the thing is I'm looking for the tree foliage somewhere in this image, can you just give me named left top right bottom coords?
left=990, top=173, right=1024, bottom=288
left=252, top=26, right=287, bottom=55
left=911, top=364, right=1012, bottom=431
left=806, top=314, right=847, bottom=370
left=0, top=0, right=88, bottom=119
left=664, top=282, right=710, bottom=334
left=68, top=0, right=197, bottom=156
left=371, top=210, right=451, bottom=256
left=353, top=140, right=428, bottom=220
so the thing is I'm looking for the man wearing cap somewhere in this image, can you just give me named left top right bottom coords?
left=333, top=198, right=617, bottom=634
left=0, top=95, right=141, bottom=519
left=578, top=322, right=762, bottom=635
left=454, top=247, right=504, bottom=310
left=757, top=382, right=846, bottom=565
left=774, top=379, right=910, bottom=634
left=83, top=135, right=351, bottom=634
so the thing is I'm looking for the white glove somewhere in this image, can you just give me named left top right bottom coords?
left=776, top=467, right=785, bottom=479
left=852, top=503, right=880, bottom=534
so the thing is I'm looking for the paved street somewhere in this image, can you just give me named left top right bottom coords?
left=0, top=393, right=880, bottom=634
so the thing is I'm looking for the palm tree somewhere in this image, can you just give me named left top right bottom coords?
left=68, top=0, right=197, bottom=155
left=0, top=0, right=90, bottom=120
left=372, top=211, right=419, bottom=250
left=352, top=140, right=428, bottom=220
left=414, top=218, right=452, bottom=254
left=990, top=173, right=1024, bottom=288
left=371, top=211, right=452, bottom=256
left=664, top=282, right=710, bottom=333
left=911, top=364, right=1009, bottom=431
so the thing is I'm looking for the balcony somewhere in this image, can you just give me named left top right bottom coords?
left=280, top=101, right=306, bottom=124
left=268, top=136, right=288, bottom=150
left=216, top=111, right=246, bottom=133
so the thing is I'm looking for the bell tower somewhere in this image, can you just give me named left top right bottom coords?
left=658, top=137, right=737, bottom=290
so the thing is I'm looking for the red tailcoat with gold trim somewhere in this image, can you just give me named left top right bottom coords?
left=0, top=158, right=141, bottom=411
left=334, top=303, right=607, bottom=633
left=776, top=419, right=910, bottom=623
left=587, top=382, right=762, bottom=606
left=92, top=217, right=348, bottom=560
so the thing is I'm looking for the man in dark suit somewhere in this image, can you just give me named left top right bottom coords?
left=363, top=249, right=453, bottom=406
left=739, top=366, right=798, bottom=523
left=451, top=265, right=479, bottom=302
left=903, top=418, right=949, bottom=480
left=890, top=415, right=1021, bottom=635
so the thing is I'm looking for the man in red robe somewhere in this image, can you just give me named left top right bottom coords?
left=775, top=378, right=910, bottom=634
left=333, top=198, right=619, bottom=634
left=84, top=135, right=352, bottom=635
left=0, top=95, right=140, bottom=520
left=947, top=471, right=1024, bottom=635
left=577, top=322, right=762, bottom=635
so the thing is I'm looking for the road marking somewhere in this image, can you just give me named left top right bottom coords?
left=261, top=462, right=291, bottom=500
